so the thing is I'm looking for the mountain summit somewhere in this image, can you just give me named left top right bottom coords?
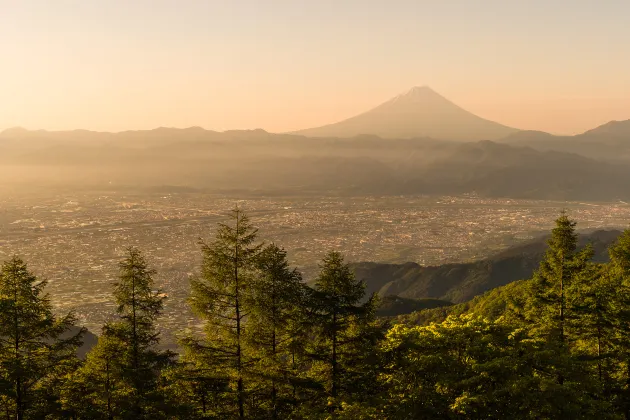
left=294, top=86, right=519, bottom=141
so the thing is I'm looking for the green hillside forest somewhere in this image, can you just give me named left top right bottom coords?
left=3, top=209, right=630, bottom=419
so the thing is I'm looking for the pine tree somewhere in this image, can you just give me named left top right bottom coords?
left=607, top=229, right=630, bottom=418
left=248, top=244, right=305, bottom=418
left=183, top=207, right=262, bottom=419
left=0, top=256, right=84, bottom=420
left=64, top=248, right=173, bottom=419
left=568, top=262, right=616, bottom=385
left=62, top=333, right=128, bottom=419
left=160, top=349, right=231, bottom=419
left=526, top=212, right=593, bottom=385
left=306, top=251, right=379, bottom=414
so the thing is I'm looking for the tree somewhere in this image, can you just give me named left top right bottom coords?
left=62, top=333, right=129, bottom=419
left=160, top=348, right=231, bottom=419
left=64, top=248, right=173, bottom=419
left=248, top=244, right=306, bottom=418
left=183, top=207, right=262, bottom=419
left=0, top=256, right=84, bottom=420
left=525, top=212, right=593, bottom=384
left=607, top=229, right=630, bottom=418
left=306, top=251, right=380, bottom=414
left=379, top=315, right=612, bottom=420
left=568, top=262, right=617, bottom=386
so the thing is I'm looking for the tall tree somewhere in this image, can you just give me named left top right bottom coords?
left=248, top=244, right=305, bottom=419
left=306, top=251, right=379, bottom=415
left=607, top=229, right=630, bottom=418
left=568, top=262, right=616, bottom=386
left=161, top=348, right=231, bottom=419
left=64, top=248, right=173, bottom=419
left=184, top=207, right=262, bottom=419
left=526, top=212, right=593, bottom=384
left=0, top=256, right=83, bottom=420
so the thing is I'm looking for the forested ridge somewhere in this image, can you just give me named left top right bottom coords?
left=352, top=228, right=619, bottom=304
left=3, top=209, right=630, bottom=419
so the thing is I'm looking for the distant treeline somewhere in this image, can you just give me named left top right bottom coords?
left=2, top=209, right=630, bottom=419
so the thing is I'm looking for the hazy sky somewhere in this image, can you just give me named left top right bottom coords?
left=1, top=0, right=629, bottom=135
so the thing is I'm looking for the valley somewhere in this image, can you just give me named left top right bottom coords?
left=1, top=190, right=629, bottom=347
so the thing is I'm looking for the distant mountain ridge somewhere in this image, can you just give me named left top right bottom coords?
left=499, top=119, right=630, bottom=161
left=293, top=86, right=520, bottom=141
left=352, top=229, right=620, bottom=305
left=3, top=119, right=630, bottom=201
left=3, top=129, right=630, bottom=200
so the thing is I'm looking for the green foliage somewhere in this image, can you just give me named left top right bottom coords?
left=304, top=251, right=382, bottom=415
left=376, top=295, right=452, bottom=317
left=0, top=256, right=84, bottom=420
left=182, top=207, right=263, bottom=419
left=380, top=315, right=613, bottom=419
left=63, top=248, right=174, bottom=419
left=247, top=244, right=309, bottom=419
left=396, top=279, right=529, bottom=327
left=8, top=209, right=630, bottom=419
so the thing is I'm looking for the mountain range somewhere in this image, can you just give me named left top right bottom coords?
left=2, top=129, right=630, bottom=201
left=2, top=87, right=630, bottom=200
left=499, top=119, right=630, bottom=161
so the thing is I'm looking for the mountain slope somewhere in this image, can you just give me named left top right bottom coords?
left=352, top=230, right=620, bottom=305
left=499, top=120, right=630, bottom=162
left=581, top=119, right=630, bottom=138
left=294, top=86, right=519, bottom=141
left=377, top=295, right=453, bottom=317
left=391, top=141, right=630, bottom=200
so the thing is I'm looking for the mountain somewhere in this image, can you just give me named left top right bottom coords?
left=582, top=119, right=630, bottom=138
left=352, top=230, right=620, bottom=305
left=389, top=140, right=630, bottom=200
left=293, top=86, right=520, bottom=141
left=499, top=120, right=630, bottom=162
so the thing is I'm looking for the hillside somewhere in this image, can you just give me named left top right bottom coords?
left=395, top=278, right=530, bottom=326
left=499, top=120, right=630, bottom=162
left=294, top=86, right=519, bottom=141
left=352, top=229, right=620, bottom=305
left=376, top=295, right=452, bottom=317
left=397, top=141, right=630, bottom=200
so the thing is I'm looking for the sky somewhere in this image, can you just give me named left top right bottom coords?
left=1, top=0, right=629, bottom=135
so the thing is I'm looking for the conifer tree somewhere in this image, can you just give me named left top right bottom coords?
left=62, top=333, right=127, bottom=419
left=568, top=262, right=617, bottom=386
left=0, top=256, right=84, bottom=420
left=64, top=248, right=173, bottom=419
left=183, top=207, right=262, bottom=419
left=162, top=353, right=231, bottom=419
left=607, top=229, right=630, bottom=417
left=248, top=244, right=305, bottom=418
left=526, top=212, right=593, bottom=385
left=379, top=315, right=612, bottom=419
left=306, top=251, right=379, bottom=414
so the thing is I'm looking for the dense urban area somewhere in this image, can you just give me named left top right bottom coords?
left=1, top=190, right=629, bottom=347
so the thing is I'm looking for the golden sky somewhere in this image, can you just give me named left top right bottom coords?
left=1, top=1, right=629, bottom=135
